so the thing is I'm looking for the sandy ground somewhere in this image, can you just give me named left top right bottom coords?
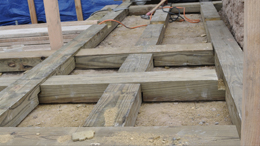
left=136, top=102, right=232, bottom=127
left=162, top=14, right=207, bottom=44
left=96, top=16, right=149, bottom=48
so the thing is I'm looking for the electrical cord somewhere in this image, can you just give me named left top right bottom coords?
left=161, top=6, right=184, bottom=23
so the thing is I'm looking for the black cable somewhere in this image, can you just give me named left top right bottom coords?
left=161, top=6, right=184, bottom=23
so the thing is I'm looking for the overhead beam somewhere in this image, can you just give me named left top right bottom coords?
left=74, top=0, right=83, bottom=21
left=27, top=0, right=37, bottom=24
left=0, top=126, right=239, bottom=145
left=241, top=0, right=260, bottom=145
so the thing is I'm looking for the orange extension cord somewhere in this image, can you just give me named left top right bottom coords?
left=98, top=6, right=200, bottom=29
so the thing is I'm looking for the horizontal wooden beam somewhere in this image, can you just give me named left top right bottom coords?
left=0, top=126, right=240, bottom=145
left=0, top=43, right=214, bottom=72
left=37, top=69, right=224, bottom=103
left=129, top=1, right=223, bottom=15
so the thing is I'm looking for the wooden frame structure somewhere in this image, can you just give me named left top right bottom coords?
left=0, top=1, right=243, bottom=145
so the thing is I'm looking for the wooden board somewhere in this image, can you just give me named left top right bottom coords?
left=74, top=0, right=83, bottom=21
left=206, top=20, right=243, bottom=137
left=118, top=54, right=153, bottom=72
left=129, top=1, right=223, bottom=15
left=150, top=8, right=170, bottom=26
left=83, top=84, right=141, bottom=127
left=37, top=69, right=224, bottom=103
left=135, top=24, right=165, bottom=46
left=0, top=126, right=240, bottom=145
left=27, top=0, right=37, bottom=24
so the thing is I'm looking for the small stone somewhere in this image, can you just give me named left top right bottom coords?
left=163, top=139, right=166, bottom=141
left=212, top=108, right=216, bottom=111
left=176, top=137, right=181, bottom=140
left=149, top=139, right=154, bottom=143
left=36, top=122, right=41, bottom=125
left=75, top=119, right=78, bottom=121
left=191, top=107, right=195, bottom=109
left=215, top=122, right=219, bottom=125
left=199, top=122, right=203, bottom=125
left=130, top=137, right=134, bottom=140
left=36, top=133, right=40, bottom=136
left=162, top=141, right=166, bottom=144
left=72, top=130, right=95, bottom=142
left=76, top=105, right=81, bottom=108
left=33, top=115, right=38, bottom=119
left=108, top=42, right=112, bottom=45
left=201, top=34, right=206, bottom=37
left=202, top=120, right=205, bottom=123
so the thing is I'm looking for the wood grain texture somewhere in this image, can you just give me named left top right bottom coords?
left=83, top=84, right=141, bottom=127
left=38, top=69, right=224, bottom=103
left=43, top=0, right=63, bottom=50
left=27, top=0, right=37, bottom=24
left=206, top=20, right=243, bottom=137
left=129, top=1, right=222, bottom=15
left=135, top=24, right=165, bottom=46
left=242, top=0, right=260, bottom=145
left=74, top=0, right=83, bottom=21
left=0, top=126, right=239, bottom=145
left=0, top=23, right=117, bottom=127
left=150, top=8, right=170, bottom=26
left=118, top=54, right=153, bottom=72
left=75, top=43, right=214, bottom=68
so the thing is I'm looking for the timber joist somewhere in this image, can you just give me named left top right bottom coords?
left=0, top=1, right=241, bottom=145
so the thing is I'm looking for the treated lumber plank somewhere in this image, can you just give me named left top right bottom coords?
left=27, top=0, right=37, bottom=24
left=43, top=0, right=63, bottom=50
left=83, top=84, right=141, bottom=127
left=129, top=1, right=222, bottom=15
left=118, top=54, right=153, bottom=72
left=0, top=24, right=115, bottom=127
left=0, top=25, right=91, bottom=39
left=74, top=0, right=83, bottom=21
left=206, top=20, right=243, bottom=137
left=242, top=0, right=260, bottom=144
left=135, top=24, right=165, bottom=46
left=38, top=69, right=224, bottom=103
left=0, top=126, right=240, bottom=145
left=0, top=43, right=214, bottom=72
left=150, top=8, right=170, bottom=25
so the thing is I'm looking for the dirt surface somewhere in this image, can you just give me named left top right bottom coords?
left=96, top=16, right=149, bottom=48
left=18, top=104, right=95, bottom=127
left=162, top=14, right=207, bottom=45
left=136, top=102, right=232, bottom=126
left=221, top=0, right=244, bottom=48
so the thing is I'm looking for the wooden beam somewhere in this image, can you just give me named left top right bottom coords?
left=43, top=0, right=63, bottom=50
left=74, top=0, right=83, bottom=21
left=150, top=8, right=170, bottom=26
left=35, top=69, right=225, bottom=103
left=129, top=1, right=223, bottom=15
left=206, top=20, right=243, bottom=137
left=241, top=0, right=260, bottom=145
left=0, top=126, right=239, bottom=145
left=27, top=0, right=37, bottom=24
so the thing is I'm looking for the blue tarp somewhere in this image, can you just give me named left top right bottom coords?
left=0, top=0, right=122, bottom=26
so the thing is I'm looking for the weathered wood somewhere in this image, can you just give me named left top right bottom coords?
left=74, top=0, right=83, bottom=21
left=83, top=84, right=141, bottom=127
left=242, top=0, right=260, bottom=145
left=200, top=2, right=221, bottom=42
left=27, top=0, right=37, bottom=24
left=150, top=8, right=170, bottom=26
left=37, top=69, right=224, bottom=103
left=0, top=126, right=240, bottom=145
left=135, top=24, right=165, bottom=46
left=129, top=1, right=223, bottom=15
left=0, top=25, right=91, bottom=39
left=118, top=54, right=153, bottom=72
left=43, top=0, right=63, bottom=50
left=206, top=20, right=243, bottom=137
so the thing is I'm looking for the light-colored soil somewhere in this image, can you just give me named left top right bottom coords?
left=162, top=14, right=207, bottom=44
left=18, top=104, right=95, bottom=127
left=96, top=16, right=149, bottom=48
left=136, top=102, right=232, bottom=126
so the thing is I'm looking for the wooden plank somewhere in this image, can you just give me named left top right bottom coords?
left=0, top=23, right=118, bottom=126
left=74, top=0, right=83, bottom=21
left=118, top=54, right=153, bottom=72
left=36, top=69, right=224, bottom=103
left=0, top=25, right=91, bottom=39
left=27, top=0, right=37, bottom=24
left=135, top=24, right=165, bottom=46
left=200, top=2, right=221, bottom=43
left=43, top=0, right=63, bottom=50
left=242, top=0, right=260, bottom=145
left=0, top=126, right=240, bottom=145
left=150, top=8, right=170, bottom=25
left=129, top=1, right=222, bottom=15
left=83, top=84, right=141, bottom=127
left=206, top=20, right=243, bottom=137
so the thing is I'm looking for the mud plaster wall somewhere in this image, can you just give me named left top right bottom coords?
left=220, top=0, right=244, bottom=48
